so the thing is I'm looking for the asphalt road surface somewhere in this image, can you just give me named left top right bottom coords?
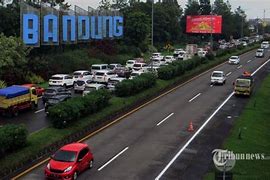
left=15, top=48, right=270, bottom=180
left=0, top=88, right=79, bottom=133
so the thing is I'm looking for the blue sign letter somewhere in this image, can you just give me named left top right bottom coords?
left=113, top=16, right=123, bottom=37
left=78, top=16, right=90, bottom=40
left=23, top=14, right=39, bottom=45
left=63, top=15, right=76, bottom=42
left=103, top=16, right=113, bottom=38
left=43, top=14, right=58, bottom=43
left=91, top=16, right=103, bottom=40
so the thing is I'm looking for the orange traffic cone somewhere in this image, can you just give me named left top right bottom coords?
left=188, top=121, right=194, bottom=132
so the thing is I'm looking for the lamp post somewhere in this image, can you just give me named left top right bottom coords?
left=151, top=0, right=154, bottom=47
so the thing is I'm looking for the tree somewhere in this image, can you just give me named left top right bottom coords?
left=232, top=6, right=249, bottom=38
left=199, top=0, right=211, bottom=15
left=125, top=11, right=150, bottom=47
left=0, top=33, right=29, bottom=84
left=99, top=0, right=111, bottom=10
left=111, top=0, right=128, bottom=9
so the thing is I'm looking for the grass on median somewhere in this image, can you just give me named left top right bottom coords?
left=0, top=43, right=260, bottom=176
left=204, top=74, right=270, bottom=180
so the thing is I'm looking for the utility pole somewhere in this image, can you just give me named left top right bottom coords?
left=151, top=0, right=154, bottom=47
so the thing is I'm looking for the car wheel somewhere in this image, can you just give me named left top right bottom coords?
left=89, top=159, right=94, bottom=169
left=73, top=171, right=78, bottom=180
left=63, top=84, right=67, bottom=89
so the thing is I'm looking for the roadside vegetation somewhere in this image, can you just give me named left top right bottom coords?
left=0, top=43, right=260, bottom=177
left=204, top=74, right=270, bottom=179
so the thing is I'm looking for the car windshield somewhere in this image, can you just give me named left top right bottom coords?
left=73, top=72, right=82, bottom=76
left=53, top=150, right=77, bottom=162
left=231, top=56, right=238, bottom=59
left=92, top=66, right=100, bottom=70
left=236, top=79, right=250, bottom=87
left=95, top=72, right=105, bottom=76
left=51, top=76, right=63, bottom=80
left=45, top=89, right=56, bottom=93
left=127, top=61, right=134, bottom=64
left=257, top=50, right=263, bottom=53
left=76, top=80, right=85, bottom=86
left=134, top=64, right=142, bottom=67
left=212, top=73, right=222, bottom=77
left=108, top=65, right=116, bottom=69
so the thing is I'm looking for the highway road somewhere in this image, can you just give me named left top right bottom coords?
left=0, top=88, right=78, bottom=133
left=14, top=48, right=270, bottom=180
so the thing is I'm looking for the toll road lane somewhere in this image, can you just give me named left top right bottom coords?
left=16, top=49, right=269, bottom=180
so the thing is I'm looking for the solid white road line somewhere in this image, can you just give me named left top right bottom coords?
left=188, top=93, right=201, bottom=102
left=251, top=59, right=270, bottom=76
left=237, top=65, right=243, bottom=69
left=35, top=108, right=45, bottom=114
left=226, top=72, right=232, bottom=76
left=98, top=147, right=129, bottom=171
left=155, top=59, right=270, bottom=180
left=157, top=113, right=174, bottom=126
left=247, top=60, right=252, bottom=63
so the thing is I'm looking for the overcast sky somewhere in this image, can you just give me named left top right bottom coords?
left=67, top=0, right=270, bottom=19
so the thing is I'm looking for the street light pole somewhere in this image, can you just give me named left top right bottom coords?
left=151, top=0, right=154, bottom=47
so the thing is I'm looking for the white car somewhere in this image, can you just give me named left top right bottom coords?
left=73, top=70, right=93, bottom=82
left=107, top=77, right=126, bottom=91
left=152, top=52, right=162, bottom=58
left=173, top=48, right=184, bottom=54
left=91, top=64, right=108, bottom=73
left=151, top=57, right=164, bottom=66
left=74, top=79, right=92, bottom=93
left=126, top=60, right=136, bottom=70
left=163, top=56, right=175, bottom=63
left=211, top=71, right=226, bottom=85
left=198, top=50, right=207, bottom=58
left=129, top=71, right=144, bottom=79
left=261, top=41, right=269, bottom=49
left=132, top=63, right=147, bottom=71
left=176, top=51, right=186, bottom=60
left=228, top=56, right=240, bottom=64
left=108, top=64, right=122, bottom=70
left=255, top=49, right=264, bottom=58
left=49, top=74, right=74, bottom=88
left=93, top=70, right=118, bottom=83
left=241, top=41, right=247, bottom=47
left=82, top=83, right=106, bottom=96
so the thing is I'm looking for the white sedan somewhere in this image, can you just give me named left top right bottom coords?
left=228, top=56, right=240, bottom=64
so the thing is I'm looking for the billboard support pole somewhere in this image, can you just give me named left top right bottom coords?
left=210, top=7, right=213, bottom=52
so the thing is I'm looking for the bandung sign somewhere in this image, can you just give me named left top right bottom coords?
left=20, top=2, right=124, bottom=47
left=186, top=15, right=222, bottom=34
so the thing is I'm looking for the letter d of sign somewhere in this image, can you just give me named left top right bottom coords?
left=23, top=14, right=39, bottom=45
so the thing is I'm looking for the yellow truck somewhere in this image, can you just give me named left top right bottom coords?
left=234, top=73, right=254, bottom=96
left=0, top=85, right=38, bottom=116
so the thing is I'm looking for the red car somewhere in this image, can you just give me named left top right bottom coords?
left=22, top=84, right=45, bottom=97
left=45, top=143, right=94, bottom=180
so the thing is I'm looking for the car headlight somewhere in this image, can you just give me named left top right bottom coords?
left=64, top=166, right=73, bottom=173
left=47, top=163, right=50, bottom=170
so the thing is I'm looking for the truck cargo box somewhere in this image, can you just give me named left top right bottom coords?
left=0, top=86, right=29, bottom=99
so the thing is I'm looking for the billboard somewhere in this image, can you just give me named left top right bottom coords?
left=186, top=15, right=222, bottom=34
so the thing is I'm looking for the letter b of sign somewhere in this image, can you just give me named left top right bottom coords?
left=23, top=14, right=39, bottom=45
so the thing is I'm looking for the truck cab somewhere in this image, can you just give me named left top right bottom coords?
left=234, top=73, right=254, bottom=96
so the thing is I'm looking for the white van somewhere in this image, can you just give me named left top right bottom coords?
left=91, top=64, right=108, bottom=73
left=211, top=71, right=226, bottom=85
left=261, top=41, right=269, bottom=49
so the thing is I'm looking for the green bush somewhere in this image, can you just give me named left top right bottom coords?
left=0, top=124, right=28, bottom=157
left=48, top=90, right=111, bottom=128
left=0, top=80, right=6, bottom=89
left=25, top=72, right=45, bottom=84
left=115, top=73, right=157, bottom=97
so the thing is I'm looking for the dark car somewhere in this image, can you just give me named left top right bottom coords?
left=45, top=95, right=71, bottom=113
left=113, top=67, right=131, bottom=78
left=42, top=87, right=71, bottom=103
